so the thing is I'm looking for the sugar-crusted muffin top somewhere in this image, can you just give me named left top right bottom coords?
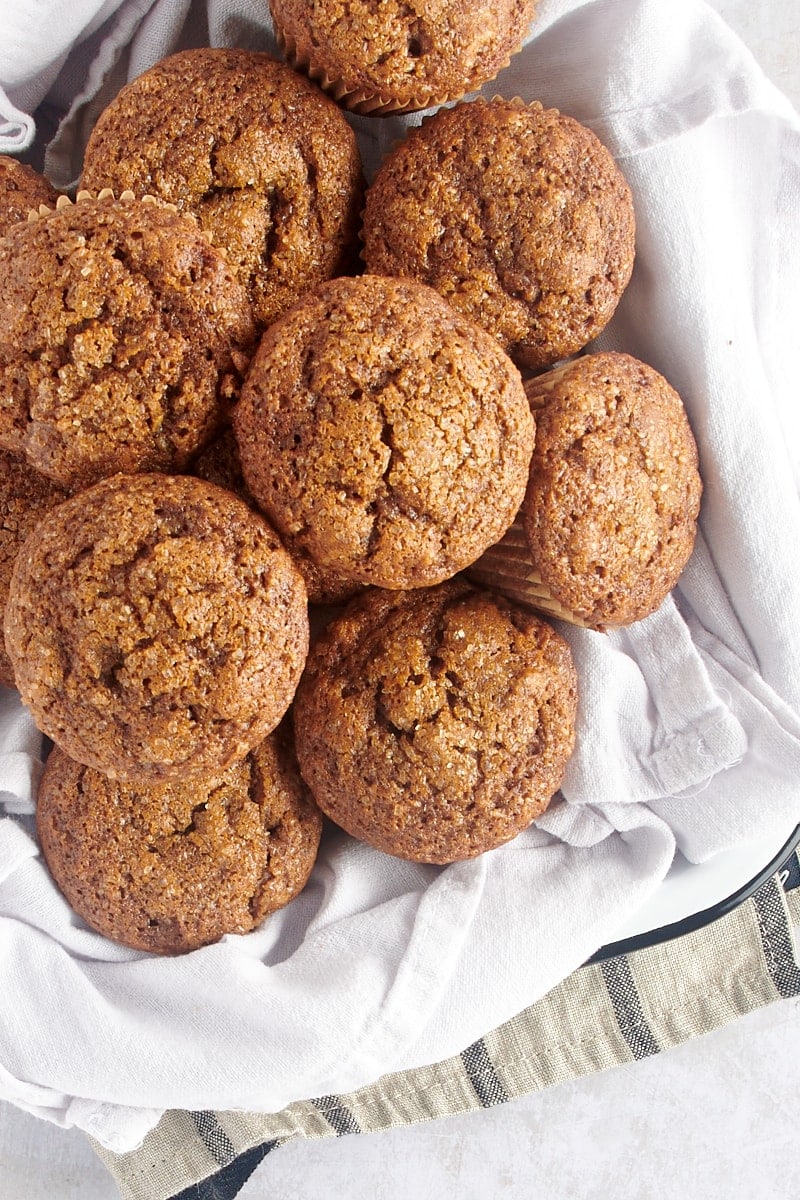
left=37, top=731, right=322, bottom=954
left=0, top=195, right=255, bottom=489
left=521, top=352, right=702, bottom=626
left=0, top=448, right=71, bottom=688
left=0, top=155, right=59, bottom=234
left=293, top=579, right=578, bottom=863
left=270, top=0, right=538, bottom=112
left=81, top=48, right=364, bottom=330
left=233, top=274, right=534, bottom=590
left=362, top=98, right=635, bottom=368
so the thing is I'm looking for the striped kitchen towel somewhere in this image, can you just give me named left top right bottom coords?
left=91, top=844, right=800, bottom=1200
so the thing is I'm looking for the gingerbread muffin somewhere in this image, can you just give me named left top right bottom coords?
left=293, top=580, right=577, bottom=863
left=192, top=427, right=363, bottom=607
left=81, top=48, right=364, bottom=331
left=0, top=193, right=255, bottom=490
left=270, top=0, right=538, bottom=114
left=36, top=729, right=323, bottom=954
left=233, top=274, right=534, bottom=590
left=362, top=98, right=636, bottom=369
left=5, top=473, right=309, bottom=783
left=0, top=156, right=59, bottom=234
left=0, top=449, right=70, bottom=688
left=469, top=352, right=703, bottom=628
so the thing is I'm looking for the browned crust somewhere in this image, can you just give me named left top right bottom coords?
left=37, top=731, right=322, bottom=954
left=471, top=352, right=702, bottom=627
left=0, top=194, right=255, bottom=490
left=0, top=448, right=71, bottom=687
left=293, top=579, right=578, bottom=863
left=5, top=473, right=309, bottom=783
left=81, top=48, right=364, bottom=330
left=0, top=155, right=60, bottom=235
left=269, top=0, right=537, bottom=112
left=232, top=275, right=534, bottom=591
left=362, top=98, right=635, bottom=368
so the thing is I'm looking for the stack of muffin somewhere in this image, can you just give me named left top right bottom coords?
left=0, top=0, right=702, bottom=954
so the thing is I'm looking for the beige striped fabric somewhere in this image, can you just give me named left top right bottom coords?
left=93, top=854, right=800, bottom=1200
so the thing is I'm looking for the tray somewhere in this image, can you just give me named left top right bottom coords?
left=590, top=818, right=800, bottom=961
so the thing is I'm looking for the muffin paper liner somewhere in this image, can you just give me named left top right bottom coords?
left=466, top=516, right=601, bottom=630
left=27, top=187, right=179, bottom=222
left=274, top=24, right=513, bottom=115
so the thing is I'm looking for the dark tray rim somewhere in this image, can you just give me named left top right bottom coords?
left=586, top=822, right=800, bottom=964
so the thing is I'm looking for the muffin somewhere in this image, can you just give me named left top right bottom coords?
left=5, top=472, right=309, bottom=783
left=469, top=352, right=703, bottom=628
left=0, top=449, right=71, bottom=688
left=362, top=98, right=636, bottom=369
left=270, top=0, right=538, bottom=114
left=81, top=48, right=364, bottom=331
left=36, top=730, right=323, bottom=954
left=0, top=193, right=255, bottom=490
left=192, top=427, right=364, bottom=607
left=293, top=579, right=578, bottom=863
left=233, top=274, right=534, bottom=590
left=0, top=155, right=60, bottom=233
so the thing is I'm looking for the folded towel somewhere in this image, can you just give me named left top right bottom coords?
left=92, top=853, right=800, bottom=1200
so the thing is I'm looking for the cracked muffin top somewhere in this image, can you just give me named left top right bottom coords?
left=0, top=194, right=255, bottom=490
left=4, top=472, right=309, bottom=784
left=269, top=0, right=538, bottom=113
left=192, top=426, right=364, bottom=608
left=0, top=448, right=70, bottom=689
left=80, top=48, right=364, bottom=331
left=361, top=98, right=636, bottom=369
left=36, top=729, right=323, bottom=954
left=293, top=579, right=578, bottom=863
left=232, top=274, right=534, bottom=590
left=0, top=155, right=59, bottom=234
left=516, top=352, right=702, bottom=627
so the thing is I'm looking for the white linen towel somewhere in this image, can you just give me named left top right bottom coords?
left=0, top=0, right=798, bottom=1155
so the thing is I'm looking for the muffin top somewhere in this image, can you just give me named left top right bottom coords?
left=0, top=448, right=70, bottom=689
left=0, top=155, right=59, bottom=234
left=521, top=352, right=702, bottom=627
left=192, top=427, right=364, bottom=607
left=270, top=0, right=538, bottom=113
left=37, top=730, right=322, bottom=954
left=293, top=579, right=578, bottom=863
left=81, top=48, right=364, bottom=331
left=5, top=472, right=309, bottom=783
left=233, top=274, right=534, bottom=590
left=362, top=98, right=636, bottom=369
left=0, top=194, right=255, bottom=489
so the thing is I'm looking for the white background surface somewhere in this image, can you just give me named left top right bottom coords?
left=2, top=1, right=799, bottom=1197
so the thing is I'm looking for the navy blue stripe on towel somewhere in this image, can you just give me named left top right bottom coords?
left=601, top=956, right=661, bottom=1059
left=752, top=876, right=800, bottom=999
left=170, top=1139, right=279, bottom=1200
left=460, top=1037, right=510, bottom=1107
left=188, top=1111, right=236, bottom=1167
